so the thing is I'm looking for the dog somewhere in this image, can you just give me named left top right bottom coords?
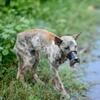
left=14, top=29, right=80, bottom=97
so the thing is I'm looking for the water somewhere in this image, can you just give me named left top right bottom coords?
left=83, top=38, right=100, bottom=100
left=92, top=40, right=100, bottom=57
left=87, top=85, right=100, bottom=100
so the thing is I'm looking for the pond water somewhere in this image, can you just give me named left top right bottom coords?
left=83, top=34, right=100, bottom=100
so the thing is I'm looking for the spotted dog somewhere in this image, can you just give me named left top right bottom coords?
left=14, top=29, right=80, bottom=97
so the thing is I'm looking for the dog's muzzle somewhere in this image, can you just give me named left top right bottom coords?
left=67, top=51, right=80, bottom=66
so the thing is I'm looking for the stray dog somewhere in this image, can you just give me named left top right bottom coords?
left=14, top=29, right=80, bottom=97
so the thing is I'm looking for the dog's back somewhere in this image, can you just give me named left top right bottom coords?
left=17, top=29, right=57, bottom=44
left=14, top=29, right=56, bottom=54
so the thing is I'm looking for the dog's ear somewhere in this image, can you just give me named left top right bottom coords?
left=73, top=33, right=81, bottom=40
left=54, top=36, right=63, bottom=46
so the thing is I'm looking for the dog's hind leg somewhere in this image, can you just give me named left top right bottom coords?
left=16, top=50, right=33, bottom=83
left=31, top=51, right=44, bottom=85
left=16, top=53, right=27, bottom=82
left=32, top=64, right=45, bottom=85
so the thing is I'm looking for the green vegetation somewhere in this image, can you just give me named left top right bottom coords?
left=0, top=0, right=100, bottom=99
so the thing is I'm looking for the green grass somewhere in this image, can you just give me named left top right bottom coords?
left=0, top=0, right=100, bottom=100
left=0, top=58, right=87, bottom=100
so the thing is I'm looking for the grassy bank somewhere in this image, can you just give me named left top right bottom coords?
left=0, top=0, right=100, bottom=100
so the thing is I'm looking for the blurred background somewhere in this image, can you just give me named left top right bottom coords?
left=0, top=0, right=100, bottom=100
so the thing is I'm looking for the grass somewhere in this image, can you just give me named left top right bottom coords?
left=0, top=0, right=100, bottom=100
left=0, top=58, right=87, bottom=100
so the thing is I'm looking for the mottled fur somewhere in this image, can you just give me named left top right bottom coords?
left=14, top=29, right=78, bottom=97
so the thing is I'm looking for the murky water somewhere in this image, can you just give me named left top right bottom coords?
left=83, top=37, right=100, bottom=100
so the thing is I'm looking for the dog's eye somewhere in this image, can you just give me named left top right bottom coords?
left=75, top=45, right=77, bottom=48
left=64, top=46, right=69, bottom=50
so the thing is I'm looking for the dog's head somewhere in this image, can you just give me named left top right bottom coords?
left=54, top=33, right=80, bottom=67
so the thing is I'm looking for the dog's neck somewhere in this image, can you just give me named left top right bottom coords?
left=57, top=49, right=67, bottom=64
left=41, top=41, right=67, bottom=66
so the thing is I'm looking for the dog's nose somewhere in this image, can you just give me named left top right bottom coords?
left=67, top=51, right=78, bottom=61
left=67, top=51, right=80, bottom=66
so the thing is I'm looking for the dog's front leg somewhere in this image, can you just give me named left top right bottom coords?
left=51, top=67, right=66, bottom=95
left=51, top=67, right=70, bottom=98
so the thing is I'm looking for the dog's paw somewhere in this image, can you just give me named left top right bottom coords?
left=60, top=94, right=70, bottom=100
left=38, top=80, right=45, bottom=86
left=32, top=78, right=45, bottom=86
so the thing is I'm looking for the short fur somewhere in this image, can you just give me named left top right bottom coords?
left=14, top=29, right=78, bottom=97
